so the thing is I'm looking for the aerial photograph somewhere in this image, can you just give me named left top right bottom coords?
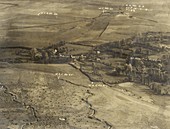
left=0, top=0, right=169, bottom=129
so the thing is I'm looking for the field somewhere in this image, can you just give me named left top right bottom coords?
left=0, top=64, right=170, bottom=129
left=0, top=0, right=170, bottom=48
left=0, top=0, right=170, bottom=129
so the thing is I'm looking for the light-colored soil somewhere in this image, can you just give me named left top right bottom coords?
left=0, top=0, right=170, bottom=129
left=0, top=64, right=169, bottom=129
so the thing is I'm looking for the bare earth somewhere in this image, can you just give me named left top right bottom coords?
left=0, top=63, right=170, bottom=129
left=0, top=0, right=170, bottom=129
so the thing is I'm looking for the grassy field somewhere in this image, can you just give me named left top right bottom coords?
left=0, top=0, right=169, bottom=47
left=0, top=0, right=170, bottom=129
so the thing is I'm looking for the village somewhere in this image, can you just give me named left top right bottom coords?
left=0, top=32, right=169, bottom=95
left=26, top=31, right=170, bottom=95
left=0, top=0, right=170, bottom=129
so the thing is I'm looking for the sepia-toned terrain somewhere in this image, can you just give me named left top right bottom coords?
left=0, top=0, right=170, bottom=129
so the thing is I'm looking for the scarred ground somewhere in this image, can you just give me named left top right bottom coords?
left=0, top=63, right=170, bottom=129
left=0, top=0, right=170, bottom=129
